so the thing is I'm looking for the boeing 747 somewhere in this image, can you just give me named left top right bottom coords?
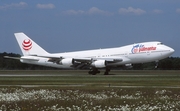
left=5, top=33, right=174, bottom=75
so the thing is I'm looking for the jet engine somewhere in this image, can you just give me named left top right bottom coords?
left=91, top=60, right=106, bottom=68
left=125, top=63, right=133, bottom=68
left=59, top=58, right=74, bottom=66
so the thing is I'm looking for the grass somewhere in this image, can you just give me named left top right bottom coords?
left=0, top=70, right=180, bottom=110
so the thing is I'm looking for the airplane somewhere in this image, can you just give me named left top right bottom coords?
left=5, top=32, right=174, bottom=75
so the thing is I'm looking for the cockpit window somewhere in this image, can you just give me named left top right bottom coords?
left=157, top=42, right=164, bottom=45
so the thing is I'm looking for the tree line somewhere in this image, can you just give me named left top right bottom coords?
left=0, top=52, right=180, bottom=70
left=0, top=52, right=56, bottom=70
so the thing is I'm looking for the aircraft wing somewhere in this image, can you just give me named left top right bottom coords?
left=93, top=57, right=123, bottom=62
left=6, top=54, right=127, bottom=69
left=39, top=55, right=123, bottom=62
left=73, top=57, right=122, bottom=62
left=69, top=57, right=123, bottom=69
left=35, top=54, right=123, bottom=62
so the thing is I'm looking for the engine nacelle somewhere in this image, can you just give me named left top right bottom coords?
left=91, top=60, right=106, bottom=68
left=59, top=58, right=74, bottom=66
left=125, top=63, right=132, bottom=67
left=125, top=63, right=133, bottom=68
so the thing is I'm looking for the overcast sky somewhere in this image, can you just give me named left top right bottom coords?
left=0, top=0, right=180, bottom=56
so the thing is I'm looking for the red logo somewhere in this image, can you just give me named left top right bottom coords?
left=22, top=39, right=32, bottom=51
left=132, top=44, right=156, bottom=54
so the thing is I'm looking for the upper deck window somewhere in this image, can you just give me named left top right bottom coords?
left=157, top=42, right=164, bottom=45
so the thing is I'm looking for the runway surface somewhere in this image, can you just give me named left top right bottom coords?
left=0, top=70, right=179, bottom=76
left=0, top=70, right=179, bottom=88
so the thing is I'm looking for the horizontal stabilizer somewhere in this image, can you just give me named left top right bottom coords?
left=20, top=56, right=39, bottom=61
left=4, top=56, right=21, bottom=60
left=4, top=56, right=39, bottom=61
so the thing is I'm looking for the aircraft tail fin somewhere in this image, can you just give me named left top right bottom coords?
left=14, top=32, right=49, bottom=56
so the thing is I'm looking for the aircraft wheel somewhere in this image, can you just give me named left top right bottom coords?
left=104, top=71, right=109, bottom=75
left=104, top=68, right=110, bottom=75
left=88, top=68, right=100, bottom=75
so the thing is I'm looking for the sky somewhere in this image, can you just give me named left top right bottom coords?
left=0, top=0, right=180, bottom=57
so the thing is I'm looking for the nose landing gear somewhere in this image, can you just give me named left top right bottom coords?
left=155, top=61, right=159, bottom=69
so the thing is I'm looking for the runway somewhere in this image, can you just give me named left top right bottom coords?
left=0, top=70, right=179, bottom=88
left=0, top=72, right=180, bottom=77
left=0, top=73, right=73, bottom=77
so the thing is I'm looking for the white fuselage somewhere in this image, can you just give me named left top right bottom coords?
left=20, top=41, right=174, bottom=69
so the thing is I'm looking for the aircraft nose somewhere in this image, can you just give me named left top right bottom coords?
left=169, top=47, right=175, bottom=54
left=171, top=48, right=175, bottom=53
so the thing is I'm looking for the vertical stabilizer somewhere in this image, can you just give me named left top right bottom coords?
left=14, top=32, right=49, bottom=56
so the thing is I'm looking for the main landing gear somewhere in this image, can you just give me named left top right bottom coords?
left=88, top=68, right=111, bottom=75
left=88, top=68, right=100, bottom=75
left=104, top=68, right=110, bottom=75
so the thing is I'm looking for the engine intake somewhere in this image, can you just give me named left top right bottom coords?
left=91, top=60, right=106, bottom=68
left=125, top=63, right=133, bottom=68
left=59, top=58, right=74, bottom=66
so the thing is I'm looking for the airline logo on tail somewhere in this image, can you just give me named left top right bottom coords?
left=131, top=44, right=156, bottom=54
left=22, top=39, right=32, bottom=51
